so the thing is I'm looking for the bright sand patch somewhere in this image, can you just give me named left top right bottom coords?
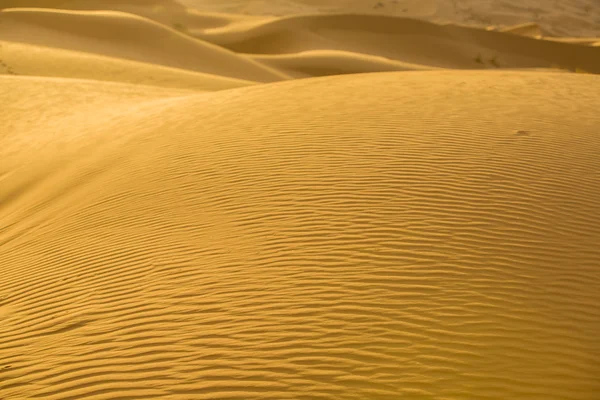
left=1, top=1, right=599, bottom=399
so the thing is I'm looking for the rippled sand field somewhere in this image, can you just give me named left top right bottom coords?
left=1, top=1, right=599, bottom=399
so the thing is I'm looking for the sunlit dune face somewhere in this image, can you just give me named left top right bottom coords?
left=1, top=1, right=599, bottom=399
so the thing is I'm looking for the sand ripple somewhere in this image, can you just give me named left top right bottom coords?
left=1, top=71, right=599, bottom=399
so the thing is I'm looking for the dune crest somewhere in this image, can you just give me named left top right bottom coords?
left=1, top=0, right=599, bottom=82
left=2, top=70, right=600, bottom=399
left=0, top=8, right=289, bottom=82
left=179, top=0, right=600, bottom=38
left=1, top=0, right=599, bottom=399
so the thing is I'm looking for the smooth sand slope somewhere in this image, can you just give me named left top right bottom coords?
left=192, top=13, right=600, bottom=73
left=2, top=1, right=600, bottom=83
left=179, top=0, right=600, bottom=38
left=1, top=1, right=600, bottom=399
left=0, top=8, right=289, bottom=82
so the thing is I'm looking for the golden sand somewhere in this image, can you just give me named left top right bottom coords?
left=1, top=1, right=599, bottom=399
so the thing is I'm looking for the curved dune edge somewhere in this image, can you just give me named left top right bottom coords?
left=0, top=40, right=255, bottom=91
left=1, top=3, right=599, bottom=85
left=0, top=7, right=290, bottom=82
left=193, top=13, right=600, bottom=72
left=176, top=0, right=600, bottom=39
left=249, top=49, right=441, bottom=78
left=2, top=70, right=600, bottom=399
left=1, top=0, right=600, bottom=399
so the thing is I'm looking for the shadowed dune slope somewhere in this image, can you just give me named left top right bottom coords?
left=1, top=2, right=599, bottom=81
left=178, top=0, right=600, bottom=39
left=249, top=50, right=440, bottom=78
left=0, top=8, right=290, bottom=82
left=1, top=71, right=599, bottom=399
left=192, top=14, right=600, bottom=73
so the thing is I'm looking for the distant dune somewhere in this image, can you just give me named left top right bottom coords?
left=1, top=1, right=599, bottom=399
left=179, top=0, right=600, bottom=38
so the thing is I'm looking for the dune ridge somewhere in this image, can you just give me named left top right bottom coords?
left=0, top=8, right=289, bottom=82
left=2, top=70, right=600, bottom=399
left=192, top=13, right=600, bottom=72
left=1, top=0, right=600, bottom=399
left=1, top=2, right=599, bottom=84
left=0, top=40, right=255, bottom=90
left=178, top=0, right=600, bottom=39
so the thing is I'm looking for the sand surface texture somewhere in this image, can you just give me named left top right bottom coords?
left=1, top=1, right=600, bottom=399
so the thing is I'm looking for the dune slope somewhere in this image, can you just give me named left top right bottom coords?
left=0, top=7, right=289, bottom=82
left=1, top=0, right=600, bottom=399
left=193, top=14, right=600, bottom=73
left=1, top=71, right=599, bottom=399
left=2, top=2, right=599, bottom=82
left=0, top=40, right=255, bottom=91
left=178, top=0, right=600, bottom=39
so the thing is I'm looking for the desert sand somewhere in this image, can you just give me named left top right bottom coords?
left=1, top=0, right=599, bottom=399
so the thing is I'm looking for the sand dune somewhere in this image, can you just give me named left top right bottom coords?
left=0, top=8, right=288, bottom=82
left=192, top=14, right=600, bottom=73
left=180, top=0, right=600, bottom=38
left=249, top=50, right=439, bottom=78
left=1, top=0, right=600, bottom=399
left=2, top=70, right=600, bottom=399
left=0, top=40, right=256, bottom=90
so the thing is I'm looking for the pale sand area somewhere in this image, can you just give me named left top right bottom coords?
left=1, top=1, right=600, bottom=399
